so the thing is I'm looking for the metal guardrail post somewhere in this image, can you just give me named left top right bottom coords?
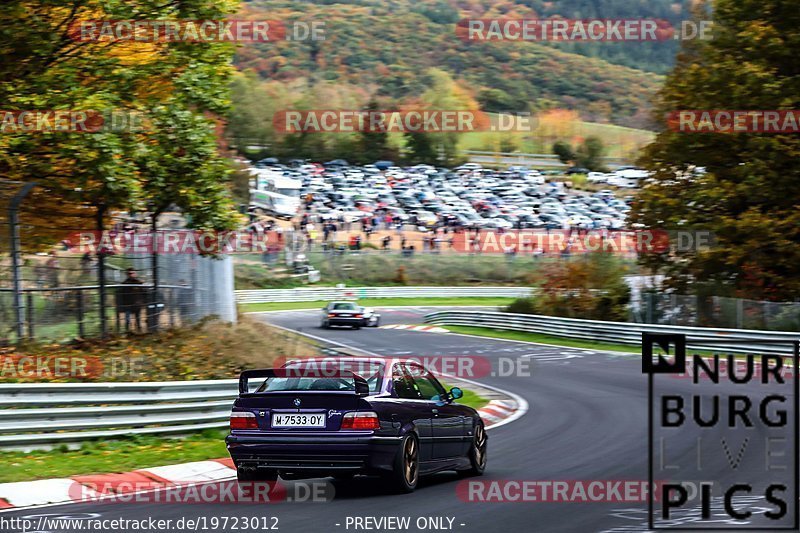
left=8, top=182, right=36, bottom=344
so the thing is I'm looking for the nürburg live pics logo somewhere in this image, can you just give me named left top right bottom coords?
left=643, top=332, right=799, bottom=529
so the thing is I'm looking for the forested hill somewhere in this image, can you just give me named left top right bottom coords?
left=234, top=0, right=688, bottom=127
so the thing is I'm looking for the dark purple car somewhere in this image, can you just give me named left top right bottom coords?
left=226, top=357, right=487, bottom=492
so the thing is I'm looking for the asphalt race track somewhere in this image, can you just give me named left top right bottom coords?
left=3, top=307, right=796, bottom=532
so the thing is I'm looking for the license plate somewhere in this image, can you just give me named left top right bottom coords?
left=339, top=314, right=351, bottom=317
left=271, top=413, right=326, bottom=428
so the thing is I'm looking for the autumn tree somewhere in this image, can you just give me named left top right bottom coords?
left=632, top=0, right=800, bottom=300
left=417, top=69, right=479, bottom=166
left=0, top=0, right=240, bottom=250
left=0, top=1, right=240, bottom=335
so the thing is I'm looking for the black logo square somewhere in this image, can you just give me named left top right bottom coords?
left=642, top=333, right=686, bottom=374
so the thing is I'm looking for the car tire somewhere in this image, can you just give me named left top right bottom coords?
left=458, top=423, right=487, bottom=477
left=352, top=325, right=360, bottom=330
left=389, top=433, right=419, bottom=493
left=320, top=321, right=329, bottom=329
left=372, top=317, right=381, bottom=327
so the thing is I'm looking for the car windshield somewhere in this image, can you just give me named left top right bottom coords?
left=331, top=303, right=358, bottom=310
left=255, top=361, right=385, bottom=393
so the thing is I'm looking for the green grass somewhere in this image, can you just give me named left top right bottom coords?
left=0, top=430, right=230, bottom=483
left=456, top=117, right=654, bottom=160
left=236, top=253, right=644, bottom=291
left=444, top=325, right=640, bottom=353
left=444, top=383, right=490, bottom=411
left=236, top=253, right=554, bottom=290
left=441, top=325, right=756, bottom=359
left=241, top=297, right=515, bottom=313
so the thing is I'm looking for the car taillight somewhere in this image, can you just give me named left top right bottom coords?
left=354, top=314, right=363, bottom=318
left=341, top=411, right=380, bottom=430
left=328, top=313, right=336, bottom=317
left=230, top=411, right=258, bottom=430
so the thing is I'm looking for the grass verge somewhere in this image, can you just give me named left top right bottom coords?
left=1, top=316, right=319, bottom=383
left=241, top=297, right=515, bottom=313
left=444, top=325, right=639, bottom=353
left=444, top=383, right=490, bottom=411
left=0, top=430, right=229, bottom=484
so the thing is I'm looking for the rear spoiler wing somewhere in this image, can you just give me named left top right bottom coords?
left=239, top=368, right=371, bottom=396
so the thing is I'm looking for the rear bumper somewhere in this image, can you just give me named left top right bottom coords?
left=326, top=317, right=362, bottom=326
left=226, top=433, right=402, bottom=474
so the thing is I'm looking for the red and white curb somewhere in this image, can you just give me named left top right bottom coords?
left=478, top=400, right=518, bottom=426
left=0, top=458, right=238, bottom=511
left=379, top=324, right=450, bottom=333
left=0, top=401, right=520, bottom=511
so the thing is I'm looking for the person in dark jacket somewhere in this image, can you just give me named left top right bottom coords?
left=118, top=268, right=144, bottom=332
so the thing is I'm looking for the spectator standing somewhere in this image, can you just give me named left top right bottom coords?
left=45, top=252, right=60, bottom=288
left=118, top=268, right=145, bottom=333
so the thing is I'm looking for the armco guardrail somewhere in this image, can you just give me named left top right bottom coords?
left=423, top=310, right=800, bottom=355
left=236, top=286, right=533, bottom=304
left=0, top=380, right=238, bottom=448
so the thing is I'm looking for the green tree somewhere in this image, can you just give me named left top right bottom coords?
left=0, top=0, right=239, bottom=249
left=576, top=136, right=608, bottom=171
left=553, top=141, right=576, bottom=165
left=632, top=0, right=800, bottom=300
left=227, top=71, right=278, bottom=152
left=419, top=69, right=478, bottom=166
left=404, top=132, right=438, bottom=164
left=358, top=99, right=391, bottom=164
left=0, top=1, right=240, bottom=336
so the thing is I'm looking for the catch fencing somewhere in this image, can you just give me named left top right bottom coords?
left=634, top=292, right=800, bottom=331
left=0, top=254, right=236, bottom=344
left=0, top=177, right=236, bottom=344
left=423, top=310, right=800, bottom=355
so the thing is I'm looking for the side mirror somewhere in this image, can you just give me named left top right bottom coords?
left=449, top=387, right=463, bottom=400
